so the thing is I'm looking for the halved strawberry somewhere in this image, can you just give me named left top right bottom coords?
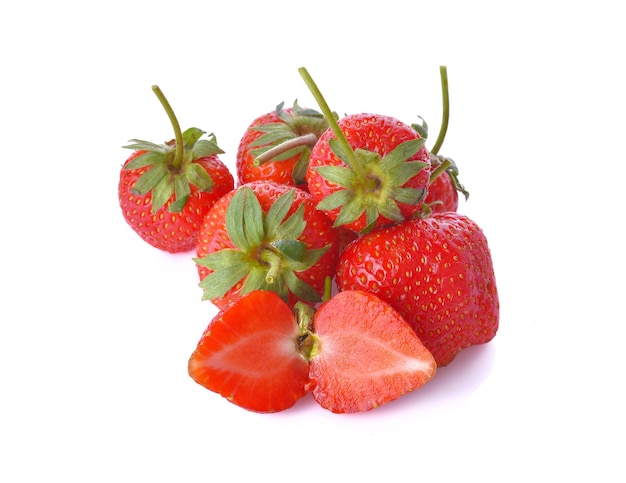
left=188, top=290, right=310, bottom=413
left=309, top=290, right=437, bottom=413
left=188, top=289, right=437, bottom=414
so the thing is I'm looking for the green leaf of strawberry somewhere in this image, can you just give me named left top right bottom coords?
left=194, top=182, right=339, bottom=307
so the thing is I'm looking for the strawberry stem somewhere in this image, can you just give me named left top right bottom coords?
left=298, top=67, right=366, bottom=180
left=254, top=133, right=319, bottom=165
left=151, top=85, right=184, bottom=171
left=429, top=158, right=452, bottom=183
left=430, top=66, right=449, bottom=156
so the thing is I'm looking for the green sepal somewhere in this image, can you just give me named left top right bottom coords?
left=151, top=172, right=176, bottom=213
left=124, top=150, right=168, bottom=170
left=284, top=271, right=323, bottom=303
left=412, top=116, right=429, bottom=139
left=131, top=163, right=168, bottom=196
left=196, top=263, right=251, bottom=301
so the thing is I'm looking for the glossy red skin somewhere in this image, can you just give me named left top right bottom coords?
left=188, top=290, right=310, bottom=413
left=310, top=290, right=437, bottom=413
left=196, top=181, right=340, bottom=310
left=236, top=108, right=308, bottom=190
left=306, top=113, right=431, bottom=232
left=119, top=151, right=234, bottom=253
left=424, top=171, right=459, bottom=213
left=335, top=212, right=499, bottom=366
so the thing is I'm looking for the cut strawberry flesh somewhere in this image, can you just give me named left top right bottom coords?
left=188, top=290, right=310, bottom=413
left=310, top=290, right=436, bottom=413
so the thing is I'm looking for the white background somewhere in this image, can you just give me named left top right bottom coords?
left=2, top=1, right=624, bottom=481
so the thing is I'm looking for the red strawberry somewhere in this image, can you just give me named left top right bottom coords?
left=335, top=212, right=499, bottom=366
left=188, top=290, right=311, bottom=413
left=119, top=85, right=234, bottom=253
left=309, top=290, right=437, bottom=413
left=299, top=68, right=431, bottom=233
left=188, top=289, right=437, bottom=413
left=236, top=101, right=331, bottom=190
left=194, top=181, right=340, bottom=309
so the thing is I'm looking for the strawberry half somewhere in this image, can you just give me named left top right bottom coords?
left=188, top=289, right=437, bottom=414
left=188, top=290, right=310, bottom=413
left=309, top=290, right=437, bottom=413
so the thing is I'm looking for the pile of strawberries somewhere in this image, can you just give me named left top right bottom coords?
left=118, top=67, right=499, bottom=414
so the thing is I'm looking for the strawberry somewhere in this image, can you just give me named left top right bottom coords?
left=119, top=85, right=234, bottom=253
left=188, top=289, right=437, bottom=413
left=194, top=181, right=340, bottom=309
left=335, top=212, right=499, bottom=366
left=309, top=289, right=437, bottom=413
left=299, top=67, right=431, bottom=233
left=235, top=101, right=331, bottom=190
left=188, top=290, right=311, bottom=413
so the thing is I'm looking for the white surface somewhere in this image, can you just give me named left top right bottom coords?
left=1, top=1, right=624, bottom=481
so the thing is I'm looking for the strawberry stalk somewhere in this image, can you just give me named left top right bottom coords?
left=430, top=66, right=449, bottom=156
left=298, top=67, right=366, bottom=180
left=254, top=133, right=319, bottom=165
left=151, top=85, right=185, bottom=171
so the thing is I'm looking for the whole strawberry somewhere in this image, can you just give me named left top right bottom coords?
left=299, top=68, right=431, bottom=233
left=119, top=85, right=234, bottom=253
left=236, top=101, right=331, bottom=190
left=335, top=212, right=499, bottom=366
left=194, top=181, right=340, bottom=309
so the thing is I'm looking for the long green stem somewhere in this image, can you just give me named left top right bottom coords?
left=298, top=67, right=365, bottom=179
left=152, top=85, right=184, bottom=170
left=430, top=66, right=449, bottom=156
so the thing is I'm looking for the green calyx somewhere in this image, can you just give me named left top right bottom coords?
left=298, top=67, right=428, bottom=233
left=250, top=100, right=333, bottom=185
left=122, top=85, right=224, bottom=213
left=314, top=137, right=428, bottom=230
left=194, top=186, right=330, bottom=304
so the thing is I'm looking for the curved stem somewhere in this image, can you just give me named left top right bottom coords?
left=430, top=66, right=449, bottom=156
left=254, top=133, right=319, bottom=165
left=152, top=85, right=184, bottom=170
left=298, top=67, right=365, bottom=179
